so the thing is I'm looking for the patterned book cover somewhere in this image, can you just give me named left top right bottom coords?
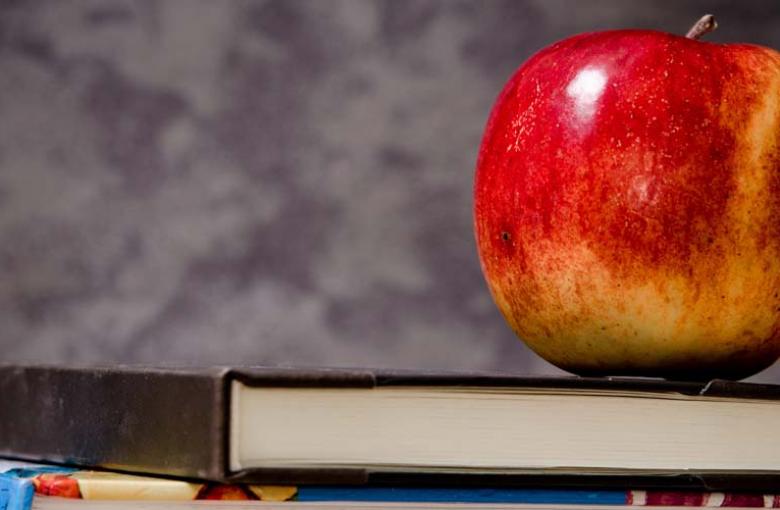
left=29, top=470, right=297, bottom=501
left=0, top=460, right=295, bottom=507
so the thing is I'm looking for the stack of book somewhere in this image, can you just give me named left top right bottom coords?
left=0, top=365, right=778, bottom=509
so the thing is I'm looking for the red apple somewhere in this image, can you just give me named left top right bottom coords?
left=474, top=16, right=780, bottom=380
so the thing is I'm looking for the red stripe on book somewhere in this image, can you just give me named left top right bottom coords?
left=722, top=493, right=766, bottom=507
left=645, top=491, right=706, bottom=506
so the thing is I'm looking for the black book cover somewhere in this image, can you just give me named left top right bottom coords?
left=0, top=364, right=778, bottom=490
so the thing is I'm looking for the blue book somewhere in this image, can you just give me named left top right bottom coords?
left=296, top=486, right=627, bottom=504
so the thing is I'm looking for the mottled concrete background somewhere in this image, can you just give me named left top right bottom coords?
left=2, top=0, right=780, bottom=381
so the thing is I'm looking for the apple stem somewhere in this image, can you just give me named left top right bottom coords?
left=685, top=14, right=718, bottom=40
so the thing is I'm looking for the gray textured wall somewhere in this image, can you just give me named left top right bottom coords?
left=2, top=0, right=780, bottom=381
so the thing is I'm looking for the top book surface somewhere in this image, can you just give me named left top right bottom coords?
left=0, top=364, right=778, bottom=489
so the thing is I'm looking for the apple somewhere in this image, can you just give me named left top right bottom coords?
left=474, top=16, right=780, bottom=380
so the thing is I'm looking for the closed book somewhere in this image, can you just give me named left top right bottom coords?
left=2, top=461, right=779, bottom=510
left=1, top=364, right=779, bottom=489
left=0, top=460, right=295, bottom=507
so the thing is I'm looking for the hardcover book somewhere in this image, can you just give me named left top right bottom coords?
left=1, top=364, right=779, bottom=489
left=2, top=461, right=779, bottom=510
left=0, top=460, right=295, bottom=510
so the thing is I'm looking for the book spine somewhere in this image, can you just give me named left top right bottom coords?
left=0, top=474, right=34, bottom=510
left=0, top=366, right=229, bottom=481
left=295, top=488, right=780, bottom=506
left=295, top=487, right=628, bottom=504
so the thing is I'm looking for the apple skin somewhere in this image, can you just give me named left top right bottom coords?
left=474, top=29, right=780, bottom=380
